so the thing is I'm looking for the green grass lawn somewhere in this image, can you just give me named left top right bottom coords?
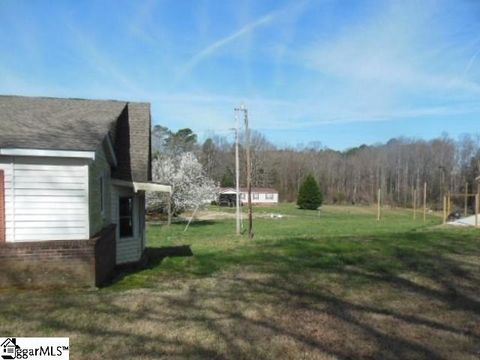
left=1, top=204, right=480, bottom=359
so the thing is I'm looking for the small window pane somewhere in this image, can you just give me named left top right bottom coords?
left=119, top=197, right=132, bottom=216
left=119, top=197, right=133, bottom=238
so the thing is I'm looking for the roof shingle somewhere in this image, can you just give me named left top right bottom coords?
left=0, top=95, right=127, bottom=151
left=0, top=95, right=152, bottom=182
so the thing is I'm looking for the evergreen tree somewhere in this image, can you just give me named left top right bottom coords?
left=297, top=175, right=323, bottom=210
left=220, top=169, right=235, bottom=187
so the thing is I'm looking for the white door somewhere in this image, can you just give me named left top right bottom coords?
left=115, top=187, right=142, bottom=264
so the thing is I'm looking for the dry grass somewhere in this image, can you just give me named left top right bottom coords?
left=1, top=205, right=480, bottom=359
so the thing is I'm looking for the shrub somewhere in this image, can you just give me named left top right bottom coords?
left=332, top=192, right=346, bottom=204
left=297, top=175, right=323, bottom=210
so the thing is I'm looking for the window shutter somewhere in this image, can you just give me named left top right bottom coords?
left=0, top=170, right=4, bottom=242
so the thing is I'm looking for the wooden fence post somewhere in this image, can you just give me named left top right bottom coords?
left=474, top=194, right=478, bottom=227
left=447, top=192, right=451, bottom=216
left=443, top=195, right=446, bottom=224
left=478, top=187, right=480, bottom=227
left=413, top=188, right=417, bottom=220
left=423, top=182, right=427, bottom=222
left=465, top=182, right=469, bottom=217
left=377, top=188, right=381, bottom=221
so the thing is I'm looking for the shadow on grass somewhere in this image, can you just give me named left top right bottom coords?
left=109, top=245, right=193, bottom=287
left=145, top=246, right=194, bottom=266
left=2, top=251, right=478, bottom=359
left=2, top=227, right=479, bottom=358
left=149, top=220, right=217, bottom=228
left=137, top=229, right=480, bottom=315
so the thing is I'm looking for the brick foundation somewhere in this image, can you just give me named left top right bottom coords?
left=0, top=224, right=116, bottom=288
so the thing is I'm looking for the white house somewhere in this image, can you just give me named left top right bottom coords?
left=219, top=187, right=279, bottom=205
left=0, top=95, right=170, bottom=287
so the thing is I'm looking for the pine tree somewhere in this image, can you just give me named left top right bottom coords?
left=297, top=175, right=323, bottom=210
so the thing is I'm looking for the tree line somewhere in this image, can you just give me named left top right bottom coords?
left=152, top=125, right=480, bottom=210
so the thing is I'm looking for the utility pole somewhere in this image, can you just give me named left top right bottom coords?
left=235, top=105, right=253, bottom=239
left=233, top=112, right=241, bottom=235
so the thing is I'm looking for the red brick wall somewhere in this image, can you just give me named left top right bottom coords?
left=0, top=224, right=117, bottom=288
left=0, top=170, right=4, bottom=243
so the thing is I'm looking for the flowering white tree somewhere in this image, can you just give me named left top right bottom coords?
left=147, top=152, right=218, bottom=215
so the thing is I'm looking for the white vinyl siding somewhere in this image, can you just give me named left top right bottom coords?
left=0, top=157, right=14, bottom=242
left=1, top=156, right=89, bottom=242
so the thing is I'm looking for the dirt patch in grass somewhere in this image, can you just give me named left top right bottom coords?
left=193, top=210, right=237, bottom=220
left=189, top=210, right=292, bottom=221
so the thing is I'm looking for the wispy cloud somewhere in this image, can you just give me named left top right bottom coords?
left=463, top=47, right=480, bottom=77
left=66, top=23, right=146, bottom=97
left=177, top=14, right=274, bottom=78
left=294, top=0, right=480, bottom=125
left=177, top=1, right=309, bottom=79
left=128, top=0, right=167, bottom=47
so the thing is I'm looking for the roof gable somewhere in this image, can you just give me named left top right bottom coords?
left=0, top=95, right=152, bottom=182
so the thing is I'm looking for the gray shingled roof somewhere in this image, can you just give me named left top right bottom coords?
left=0, top=95, right=152, bottom=182
left=0, top=95, right=127, bottom=151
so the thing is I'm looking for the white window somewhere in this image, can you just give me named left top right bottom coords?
left=253, top=193, right=259, bottom=200
left=265, top=193, right=274, bottom=200
left=241, top=193, right=246, bottom=200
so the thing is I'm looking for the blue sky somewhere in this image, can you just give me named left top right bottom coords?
left=1, top=0, right=480, bottom=150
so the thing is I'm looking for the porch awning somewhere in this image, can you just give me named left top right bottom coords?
left=133, top=182, right=171, bottom=193
left=112, top=179, right=172, bottom=194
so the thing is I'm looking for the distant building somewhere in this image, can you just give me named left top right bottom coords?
left=218, top=187, right=279, bottom=206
